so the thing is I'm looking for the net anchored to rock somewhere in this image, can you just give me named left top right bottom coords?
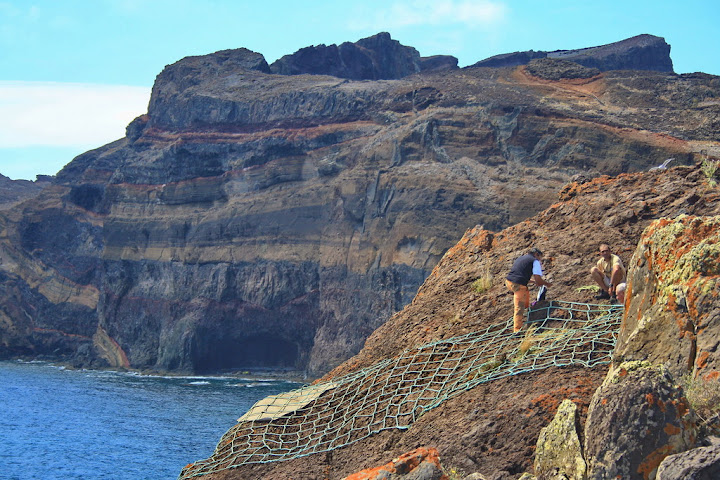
left=179, top=300, right=623, bottom=479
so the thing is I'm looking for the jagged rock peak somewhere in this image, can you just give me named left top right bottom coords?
left=269, top=32, right=458, bottom=80
left=472, top=33, right=674, bottom=73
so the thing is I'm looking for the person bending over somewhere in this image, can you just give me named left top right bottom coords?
left=505, top=247, right=552, bottom=332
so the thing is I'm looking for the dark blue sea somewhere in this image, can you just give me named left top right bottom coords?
left=0, top=360, right=300, bottom=480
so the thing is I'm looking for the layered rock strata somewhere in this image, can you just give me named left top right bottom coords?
left=0, top=174, right=51, bottom=210
left=0, top=35, right=719, bottom=379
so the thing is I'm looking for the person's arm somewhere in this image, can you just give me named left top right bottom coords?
left=531, top=260, right=552, bottom=287
left=532, top=274, right=552, bottom=287
left=614, top=255, right=624, bottom=270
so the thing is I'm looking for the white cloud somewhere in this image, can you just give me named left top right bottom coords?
left=350, top=0, right=507, bottom=30
left=0, top=81, right=150, bottom=148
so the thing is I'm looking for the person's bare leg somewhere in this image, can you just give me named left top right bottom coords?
left=591, top=267, right=609, bottom=293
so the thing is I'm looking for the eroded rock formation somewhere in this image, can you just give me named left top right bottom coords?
left=1, top=34, right=719, bottom=380
left=0, top=174, right=51, bottom=210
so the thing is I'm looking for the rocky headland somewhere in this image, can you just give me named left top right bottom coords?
left=0, top=33, right=719, bottom=385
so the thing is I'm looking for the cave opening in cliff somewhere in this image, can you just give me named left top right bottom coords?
left=195, top=334, right=299, bottom=373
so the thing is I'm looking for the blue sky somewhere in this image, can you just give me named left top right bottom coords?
left=1, top=0, right=718, bottom=180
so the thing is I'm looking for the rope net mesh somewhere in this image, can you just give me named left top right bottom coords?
left=180, top=300, right=623, bottom=479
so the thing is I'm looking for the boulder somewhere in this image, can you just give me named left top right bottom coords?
left=656, top=444, right=720, bottom=479
left=533, top=399, right=586, bottom=480
left=584, top=361, right=698, bottom=480
left=615, top=215, right=720, bottom=380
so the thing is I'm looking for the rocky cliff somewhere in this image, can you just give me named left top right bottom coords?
left=0, top=33, right=719, bottom=379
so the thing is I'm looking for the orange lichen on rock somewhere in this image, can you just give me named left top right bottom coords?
left=674, top=397, right=690, bottom=418
left=696, top=351, right=710, bottom=370
left=619, top=215, right=720, bottom=381
left=342, top=447, right=447, bottom=480
left=442, top=227, right=495, bottom=263
left=530, top=393, right=561, bottom=415
left=636, top=445, right=673, bottom=480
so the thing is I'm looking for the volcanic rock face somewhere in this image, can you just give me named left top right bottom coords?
left=472, top=34, right=674, bottom=73
left=270, top=32, right=458, bottom=79
left=0, top=34, right=719, bottom=378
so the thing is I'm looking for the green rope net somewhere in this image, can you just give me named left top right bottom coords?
left=179, top=300, right=623, bottom=479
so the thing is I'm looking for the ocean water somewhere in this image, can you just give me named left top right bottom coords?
left=0, top=360, right=300, bottom=480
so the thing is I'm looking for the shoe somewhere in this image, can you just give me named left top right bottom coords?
left=595, top=291, right=610, bottom=300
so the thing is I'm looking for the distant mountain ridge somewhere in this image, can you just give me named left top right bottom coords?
left=266, top=32, right=673, bottom=80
